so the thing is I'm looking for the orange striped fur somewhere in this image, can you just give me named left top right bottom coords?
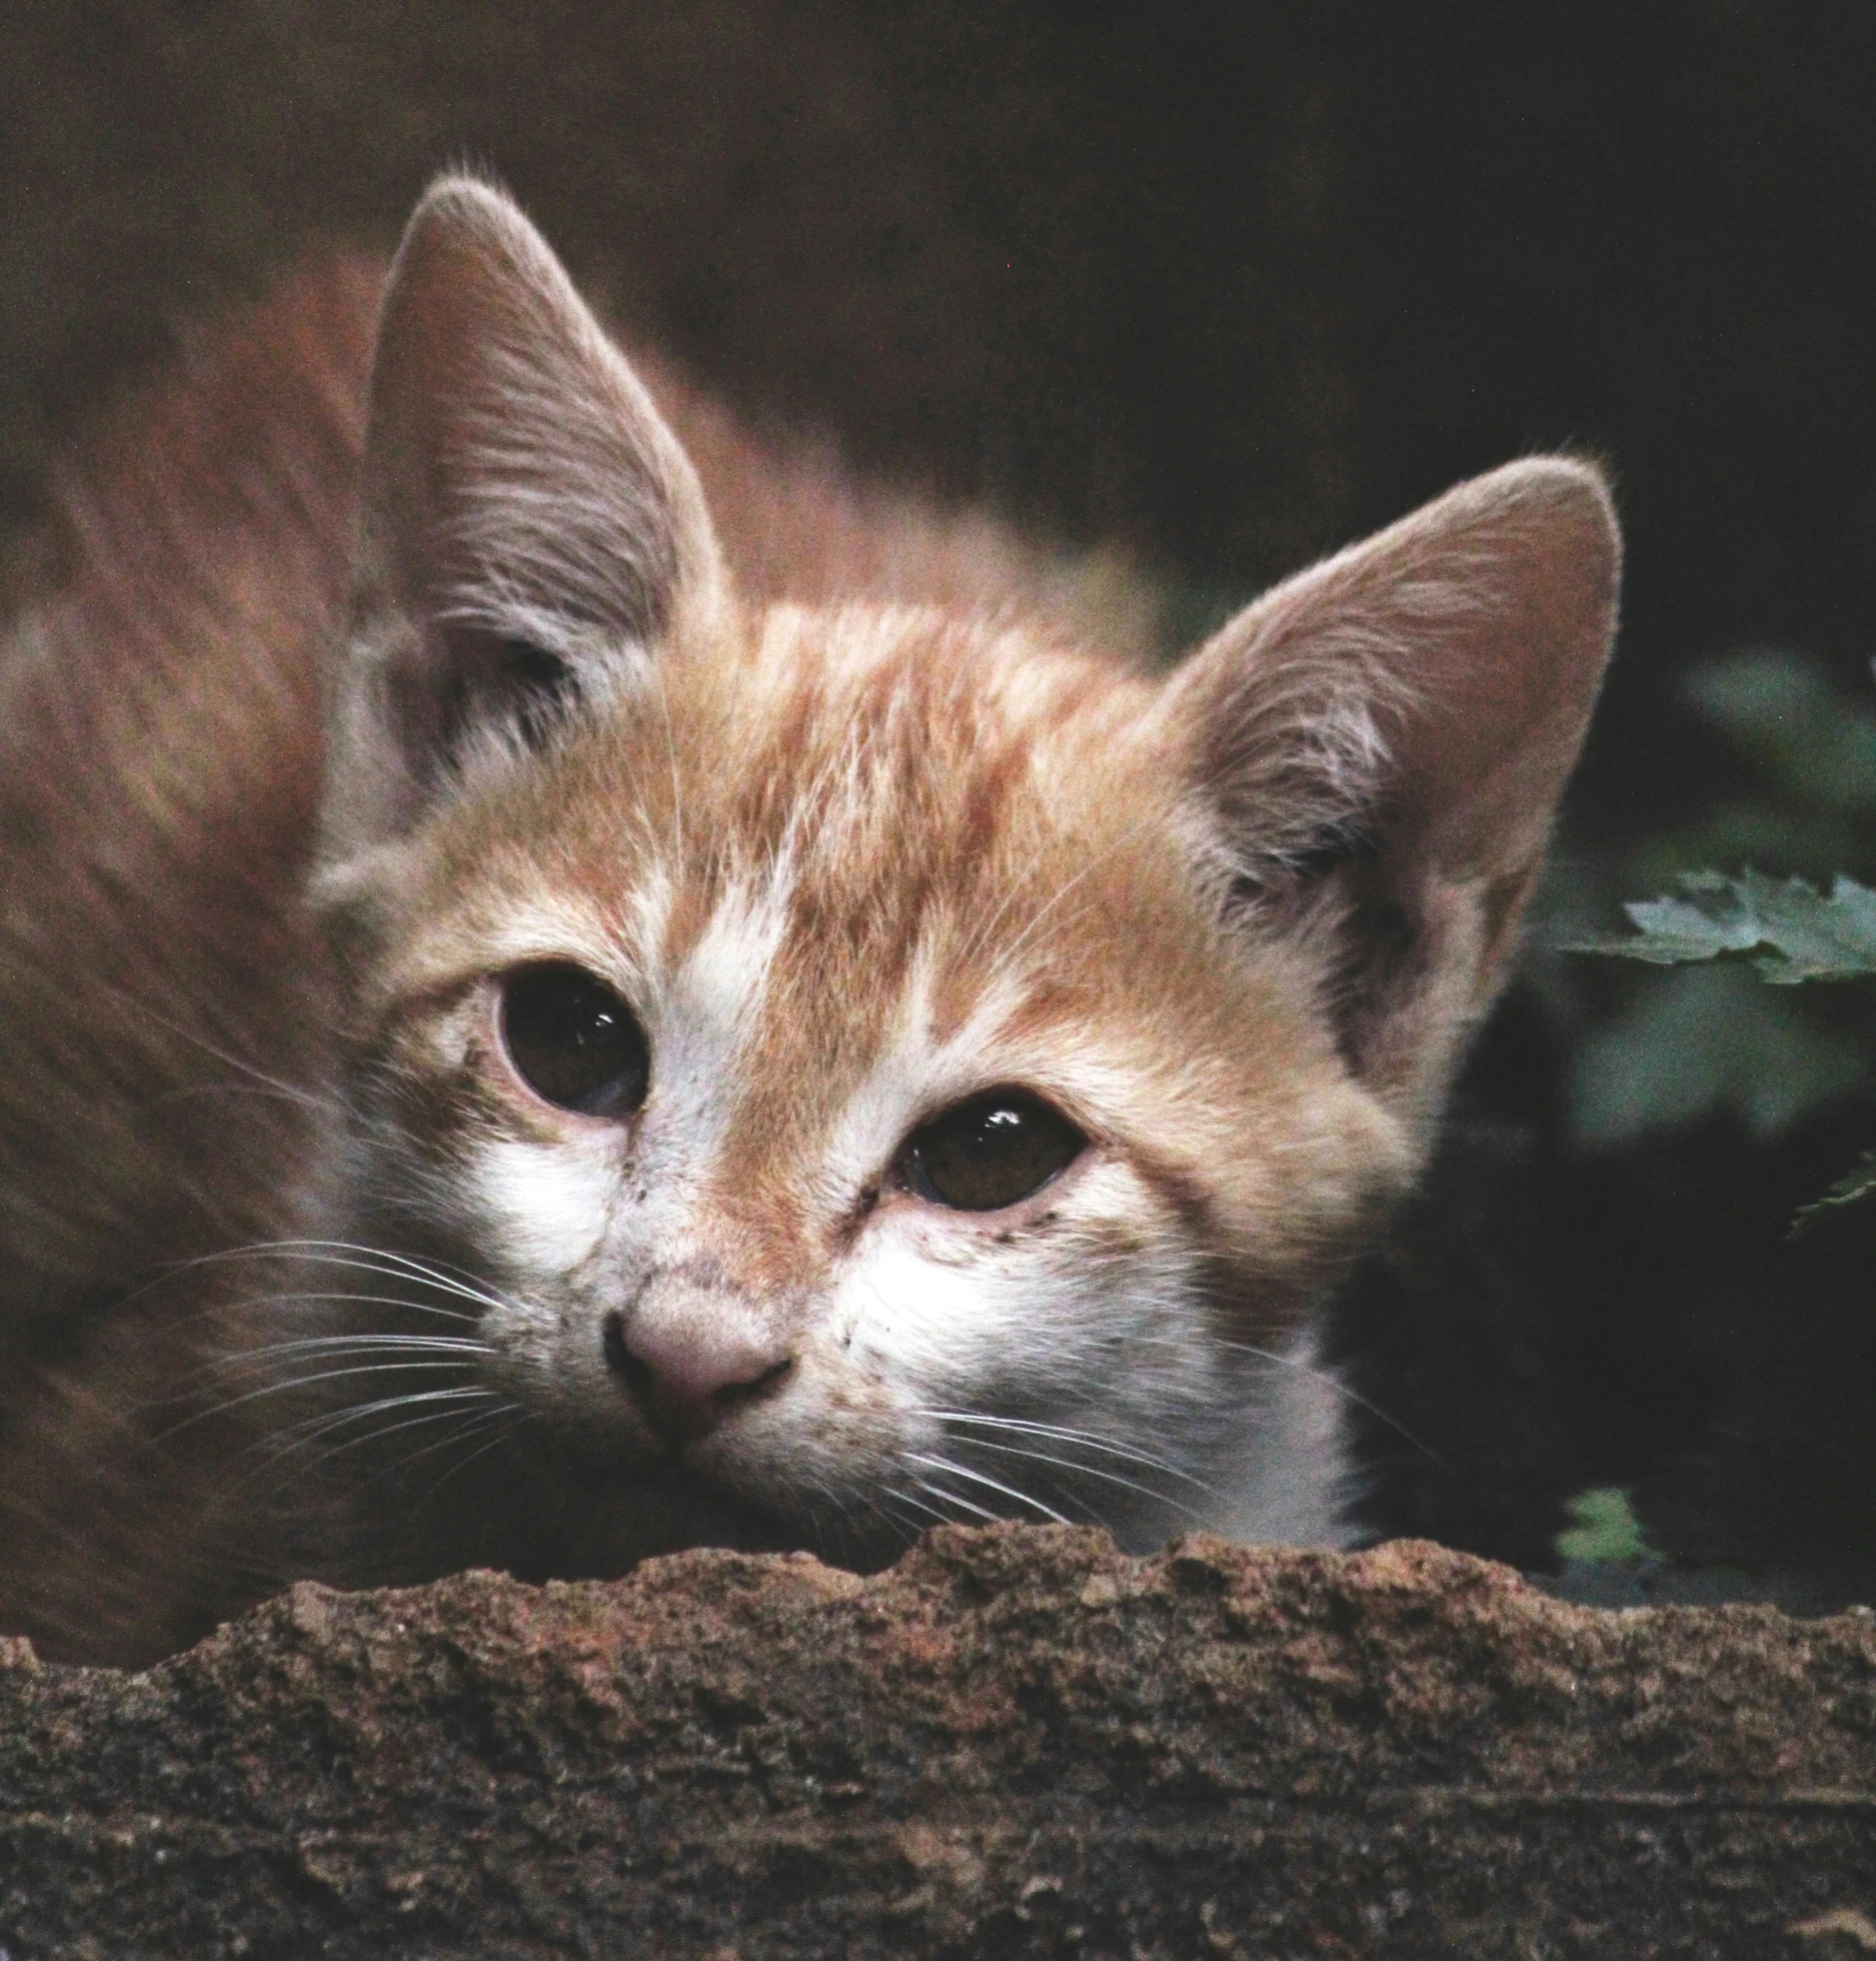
left=0, top=179, right=1618, bottom=1662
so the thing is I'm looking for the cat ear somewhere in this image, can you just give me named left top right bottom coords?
left=327, top=174, right=724, bottom=856
left=1161, top=457, right=1618, bottom=1125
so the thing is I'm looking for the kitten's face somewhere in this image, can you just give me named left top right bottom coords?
left=319, top=179, right=1614, bottom=1569
left=346, top=603, right=1407, bottom=1561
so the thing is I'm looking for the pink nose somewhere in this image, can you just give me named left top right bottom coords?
left=603, top=1303, right=793, bottom=1443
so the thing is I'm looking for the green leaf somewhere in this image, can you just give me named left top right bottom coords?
left=1555, top=1486, right=1656, bottom=1565
left=1572, top=870, right=1876, bottom=982
left=1788, top=1148, right=1876, bottom=1238
left=1565, top=961, right=1866, bottom=1144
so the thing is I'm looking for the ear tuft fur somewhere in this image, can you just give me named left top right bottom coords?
left=323, top=175, right=724, bottom=863
left=1164, top=456, right=1619, bottom=1121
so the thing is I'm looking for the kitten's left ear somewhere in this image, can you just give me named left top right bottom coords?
left=1161, top=457, right=1619, bottom=1128
left=326, top=174, right=723, bottom=859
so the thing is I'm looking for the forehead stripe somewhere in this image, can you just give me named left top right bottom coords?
left=668, top=863, right=795, bottom=1041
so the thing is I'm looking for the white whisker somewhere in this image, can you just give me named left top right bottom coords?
left=223, top=1331, right=490, bottom=1358
left=254, top=1385, right=496, bottom=1460
left=904, top=1451, right=1070, bottom=1526
left=159, top=1358, right=487, bottom=1441
left=912, top=1476, right=1000, bottom=1526
left=89, top=973, right=357, bottom=1124
left=1213, top=1335, right=1451, bottom=1477
left=398, top=1402, right=528, bottom=1498
left=937, top=1433, right=1206, bottom=1521
left=915, top=1407, right=1217, bottom=1494
left=115, top=1238, right=516, bottom=1330
left=281, top=1396, right=503, bottom=1478
left=211, top=1240, right=512, bottom=1312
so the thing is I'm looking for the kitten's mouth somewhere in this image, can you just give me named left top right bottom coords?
left=571, top=1449, right=801, bottom=1549
left=570, top=1443, right=921, bottom=1574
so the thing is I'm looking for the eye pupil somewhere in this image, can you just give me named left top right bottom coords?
left=501, top=965, right=650, bottom=1117
left=902, top=1090, right=1084, bottom=1212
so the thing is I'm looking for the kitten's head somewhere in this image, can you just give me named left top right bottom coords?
left=313, top=178, right=1618, bottom=1567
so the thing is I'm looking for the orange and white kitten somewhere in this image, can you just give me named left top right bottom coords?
left=0, top=179, right=1618, bottom=1664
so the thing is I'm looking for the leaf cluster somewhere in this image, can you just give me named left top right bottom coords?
left=1564, top=652, right=1876, bottom=1224
left=1577, top=870, right=1876, bottom=983
left=1541, top=648, right=1876, bottom=1154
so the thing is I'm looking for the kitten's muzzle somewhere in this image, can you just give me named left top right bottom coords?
left=602, top=1286, right=796, bottom=1445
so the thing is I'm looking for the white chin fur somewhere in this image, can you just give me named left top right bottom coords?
left=1203, top=1325, right=1355, bottom=1549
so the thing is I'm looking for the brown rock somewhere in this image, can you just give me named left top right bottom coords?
left=1, top=1526, right=1872, bottom=1958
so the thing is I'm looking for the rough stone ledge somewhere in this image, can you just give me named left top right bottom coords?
left=0, top=1526, right=1872, bottom=1960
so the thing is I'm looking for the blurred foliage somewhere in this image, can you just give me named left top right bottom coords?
left=1554, top=1486, right=1656, bottom=1565
left=1547, top=646, right=1876, bottom=1172
left=1558, top=961, right=1864, bottom=1146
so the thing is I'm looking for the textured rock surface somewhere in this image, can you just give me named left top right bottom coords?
left=1, top=1526, right=1872, bottom=1959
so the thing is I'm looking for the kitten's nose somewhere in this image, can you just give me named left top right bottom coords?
left=602, top=1305, right=794, bottom=1444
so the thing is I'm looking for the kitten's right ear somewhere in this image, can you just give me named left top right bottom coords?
left=326, top=175, right=723, bottom=860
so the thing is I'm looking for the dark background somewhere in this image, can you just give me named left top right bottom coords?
left=5, top=1, right=1873, bottom=1594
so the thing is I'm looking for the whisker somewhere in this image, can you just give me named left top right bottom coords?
left=915, top=1407, right=1218, bottom=1494
left=904, top=1451, right=1071, bottom=1526
left=394, top=1401, right=527, bottom=1495
left=936, top=1433, right=1207, bottom=1521
left=210, top=1286, right=486, bottom=1328
left=1207, top=1335, right=1454, bottom=1478
left=174, top=1334, right=492, bottom=1400
left=171, top=1328, right=488, bottom=1382
left=157, top=1357, right=487, bottom=1440
left=965, top=799, right=1176, bottom=981
left=253, top=1385, right=496, bottom=1461
left=651, top=656, right=687, bottom=875
left=114, top=1238, right=515, bottom=1330
left=876, top=1488, right=947, bottom=1542
left=256, top=1327, right=486, bottom=1350
left=197, top=1240, right=512, bottom=1313
left=155, top=1080, right=341, bottom=1114
left=193, top=1385, right=500, bottom=1505
left=912, top=1476, right=1000, bottom=1527
left=408, top=1413, right=528, bottom=1506
left=1103, top=1326, right=1451, bottom=1478
left=279, top=1395, right=503, bottom=1478
left=899, top=1495, right=947, bottom=1533
left=853, top=1475, right=938, bottom=1557
left=207, top=1331, right=492, bottom=1366
left=88, top=974, right=357, bottom=1124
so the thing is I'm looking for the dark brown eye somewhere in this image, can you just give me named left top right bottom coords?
left=900, top=1089, right=1085, bottom=1212
left=501, top=965, right=649, bottom=1117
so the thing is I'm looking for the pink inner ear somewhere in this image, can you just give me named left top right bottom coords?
left=1162, top=456, right=1619, bottom=1117
left=1175, top=456, right=1619, bottom=894
left=327, top=177, right=729, bottom=858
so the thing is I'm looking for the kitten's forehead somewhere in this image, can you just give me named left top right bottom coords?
left=648, top=609, right=1169, bottom=1163
left=414, top=604, right=1172, bottom=1091
left=566, top=602, right=1170, bottom=1019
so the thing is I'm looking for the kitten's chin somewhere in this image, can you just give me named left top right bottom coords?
left=635, top=1460, right=924, bottom=1576
left=484, top=1447, right=919, bottom=1582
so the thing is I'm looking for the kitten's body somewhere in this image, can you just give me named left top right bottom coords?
left=0, top=183, right=1617, bottom=1665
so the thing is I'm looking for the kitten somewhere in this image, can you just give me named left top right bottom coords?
left=0, top=178, right=1618, bottom=1665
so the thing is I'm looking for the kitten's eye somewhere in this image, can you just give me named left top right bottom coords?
left=500, top=965, right=650, bottom=1117
left=900, top=1089, right=1085, bottom=1212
